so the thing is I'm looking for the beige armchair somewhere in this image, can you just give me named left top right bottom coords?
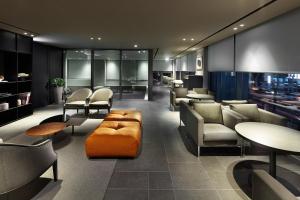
left=230, top=104, right=287, bottom=126
left=88, top=88, right=113, bottom=113
left=252, top=170, right=299, bottom=200
left=0, top=139, right=57, bottom=195
left=189, top=88, right=214, bottom=96
left=63, top=88, right=92, bottom=117
left=170, top=88, right=190, bottom=111
left=180, top=102, right=243, bottom=156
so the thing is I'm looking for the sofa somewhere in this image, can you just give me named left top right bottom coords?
left=230, top=104, right=287, bottom=126
left=252, top=170, right=299, bottom=200
left=0, top=139, right=57, bottom=195
left=170, top=88, right=190, bottom=111
left=189, top=88, right=214, bottom=96
left=180, top=102, right=244, bottom=156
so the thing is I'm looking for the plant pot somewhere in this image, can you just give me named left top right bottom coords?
left=53, top=87, right=63, bottom=104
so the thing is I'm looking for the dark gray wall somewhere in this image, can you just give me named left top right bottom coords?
left=207, top=36, right=235, bottom=72
left=235, top=8, right=300, bottom=73
left=32, top=43, right=63, bottom=108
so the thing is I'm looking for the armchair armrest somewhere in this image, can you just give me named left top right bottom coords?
left=180, top=102, right=204, bottom=146
left=222, top=109, right=245, bottom=130
left=170, top=91, right=176, bottom=106
left=188, top=90, right=197, bottom=94
left=258, top=109, right=287, bottom=126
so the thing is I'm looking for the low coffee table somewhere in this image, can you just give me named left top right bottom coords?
left=26, top=122, right=66, bottom=137
left=66, top=117, right=87, bottom=135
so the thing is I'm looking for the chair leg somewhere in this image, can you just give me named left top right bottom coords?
left=197, top=146, right=200, bottom=157
left=240, top=138, right=245, bottom=158
left=53, top=160, right=58, bottom=181
left=77, top=109, right=78, bottom=114
left=63, top=108, right=66, bottom=121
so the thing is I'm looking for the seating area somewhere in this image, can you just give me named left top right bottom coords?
left=1, top=2, right=300, bottom=200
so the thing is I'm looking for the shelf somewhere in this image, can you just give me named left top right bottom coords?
left=17, top=103, right=32, bottom=108
left=17, top=80, right=32, bottom=83
left=0, top=106, right=18, bottom=113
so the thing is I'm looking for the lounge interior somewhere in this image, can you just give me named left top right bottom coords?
left=0, top=1, right=300, bottom=200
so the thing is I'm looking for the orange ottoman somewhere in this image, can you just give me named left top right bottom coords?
left=85, top=121, right=141, bottom=157
left=105, top=110, right=142, bottom=125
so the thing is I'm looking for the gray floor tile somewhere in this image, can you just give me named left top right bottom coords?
left=108, top=172, right=148, bottom=189
left=218, top=189, right=250, bottom=200
left=149, top=172, right=173, bottom=189
left=104, top=189, right=148, bottom=200
left=175, top=189, right=221, bottom=200
left=149, top=190, right=175, bottom=200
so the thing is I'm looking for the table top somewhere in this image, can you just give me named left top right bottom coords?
left=235, top=122, right=300, bottom=153
left=186, top=93, right=214, bottom=100
left=26, top=122, right=66, bottom=137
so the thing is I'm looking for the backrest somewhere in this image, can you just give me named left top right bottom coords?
left=174, top=88, right=188, bottom=98
left=68, top=88, right=92, bottom=102
left=193, top=88, right=208, bottom=94
left=221, top=100, right=248, bottom=106
left=90, top=88, right=113, bottom=102
left=194, top=103, right=223, bottom=124
left=230, top=104, right=260, bottom=122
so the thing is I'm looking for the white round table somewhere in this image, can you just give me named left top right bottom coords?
left=186, top=93, right=214, bottom=100
left=235, top=122, right=300, bottom=177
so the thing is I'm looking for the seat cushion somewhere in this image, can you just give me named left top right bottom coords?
left=175, top=98, right=190, bottom=104
left=85, top=121, right=141, bottom=157
left=231, top=104, right=260, bottom=122
left=90, top=101, right=110, bottom=106
left=193, top=88, right=208, bottom=94
left=194, top=103, right=223, bottom=124
left=105, top=110, right=142, bottom=125
left=65, top=101, right=86, bottom=105
left=203, top=124, right=237, bottom=142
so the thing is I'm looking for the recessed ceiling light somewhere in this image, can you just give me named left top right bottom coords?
left=134, top=44, right=138, bottom=48
left=80, top=51, right=84, bottom=53
left=75, top=51, right=79, bottom=53
left=233, top=27, right=238, bottom=31
left=138, top=51, right=141, bottom=54
left=191, top=38, right=194, bottom=41
left=24, top=32, right=28, bottom=35
left=165, top=57, right=170, bottom=61
left=142, top=50, right=146, bottom=53
left=30, top=34, right=35, bottom=37
left=90, top=37, right=94, bottom=40
left=182, top=38, right=186, bottom=41
left=97, top=37, right=101, bottom=40
left=240, top=24, right=245, bottom=27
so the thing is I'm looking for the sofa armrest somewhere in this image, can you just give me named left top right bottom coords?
left=258, top=109, right=287, bottom=126
left=252, top=170, right=297, bottom=200
left=170, top=91, right=176, bottom=106
left=180, top=102, right=204, bottom=146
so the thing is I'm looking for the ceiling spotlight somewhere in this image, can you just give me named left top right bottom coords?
left=165, top=57, right=170, bottom=61
left=30, top=34, right=35, bottom=37
left=24, top=32, right=28, bottom=35
left=240, top=24, right=245, bottom=27
left=182, top=38, right=186, bottom=41
left=191, top=38, right=194, bottom=41
left=90, top=37, right=94, bottom=40
left=75, top=51, right=79, bottom=53
left=134, top=44, right=138, bottom=48
left=138, top=51, right=141, bottom=54
left=97, top=37, right=101, bottom=40
left=233, top=27, right=238, bottom=31
left=142, top=50, right=146, bottom=53
left=80, top=51, right=84, bottom=53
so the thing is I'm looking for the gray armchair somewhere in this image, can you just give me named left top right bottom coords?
left=180, top=102, right=243, bottom=156
left=252, top=170, right=299, bottom=200
left=170, top=88, right=190, bottom=111
left=88, top=88, right=113, bottom=113
left=63, top=88, right=92, bottom=117
left=230, top=104, right=287, bottom=126
left=0, top=139, right=57, bottom=195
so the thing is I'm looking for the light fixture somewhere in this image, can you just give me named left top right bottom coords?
left=97, top=37, right=101, bottom=40
left=142, top=50, right=146, bottom=53
left=134, top=44, right=138, bottom=48
left=191, top=38, right=194, bottom=41
left=24, top=32, right=28, bottom=35
left=30, top=34, right=35, bottom=37
left=165, top=57, right=170, bottom=61
left=240, top=24, right=245, bottom=27
left=138, top=51, right=141, bottom=54
left=233, top=27, right=238, bottom=31
left=182, top=38, right=186, bottom=41
left=90, top=37, right=94, bottom=40
left=75, top=51, right=79, bottom=53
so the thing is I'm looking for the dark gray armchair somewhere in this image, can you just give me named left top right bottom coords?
left=0, top=139, right=57, bottom=195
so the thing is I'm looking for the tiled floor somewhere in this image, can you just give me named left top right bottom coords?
left=1, top=86, right=299, bottom=200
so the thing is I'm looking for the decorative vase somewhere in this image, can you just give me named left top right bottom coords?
left=53, top=87, right=63, bottom=104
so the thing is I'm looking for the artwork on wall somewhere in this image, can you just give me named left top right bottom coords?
left=195, top=55, right=203, bottom=75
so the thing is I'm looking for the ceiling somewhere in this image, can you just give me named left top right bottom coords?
left=0, top=0, right=299, bottom=60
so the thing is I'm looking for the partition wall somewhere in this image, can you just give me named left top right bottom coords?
left=64, top=49, right=149, bottom=99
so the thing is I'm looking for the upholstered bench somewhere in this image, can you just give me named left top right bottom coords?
left=105, top=110, right=142, bottom=125
left=85, top=121, right=141, bottom=157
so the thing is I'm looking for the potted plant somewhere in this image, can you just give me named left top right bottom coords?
left=50, top=78, right=65, bottom=104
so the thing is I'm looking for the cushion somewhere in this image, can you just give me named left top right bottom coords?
left=174, top=88, right=188, bottom=98
left=65, top=101, right=86, bottom=105
left=193, top=88, right=208, bottom=94
left=85, top=121, right=141, bottom=157
left=105, top=110, right=142, bottom=125
left=90, top=101, right=110, bottom=106
left=175, top=98, right=190, bottom=104
left=222, top=100, right=248, bottom=106
left=194, top=103, right=223, bottom=124
left=203, top=124, right=237, bottom=142
left=231, top=104, right=260, bottom=122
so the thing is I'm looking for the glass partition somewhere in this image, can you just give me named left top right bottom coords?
left=64, top=50, right=91, bottom=90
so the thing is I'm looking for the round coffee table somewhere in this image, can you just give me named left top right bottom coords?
left=186, top=93, right=214, bottom=100
left=26, top=122, right=66, bottom=137
left=235, top=122, right=300, bottom=177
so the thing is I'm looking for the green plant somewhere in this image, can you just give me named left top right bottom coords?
left=50, top=78, right=65, bottom=87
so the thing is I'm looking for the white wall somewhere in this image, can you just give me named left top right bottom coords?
left=106, top=60, right=120, bottom=80
left=137, top=61, right=148, bottom=80
left=153, top=60, right=172, bottom=71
